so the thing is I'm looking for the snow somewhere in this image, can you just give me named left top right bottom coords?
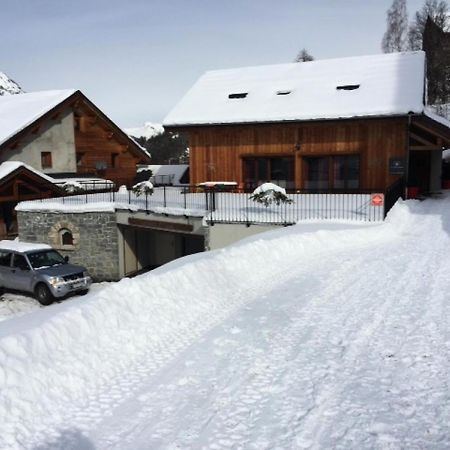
left=0, top=72, right=23, bottom=96
left=252, top=182, right=287, bottom=195
left=16, top=189, right=384, bottom=222
left=0, top=90, right=75, bottom=146
left=0, top=239, right=51, bottom=252
left=1, top=195, right=450, bottom=448
left=0, top=161, right=55, bottom=184
left=124, top=122, right=164, bottom=140
left=164, top=51, right=427, bottom=126
left=143, top=164, right=189, bottom=185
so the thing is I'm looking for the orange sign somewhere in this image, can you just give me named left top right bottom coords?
left=371, top=193, right=384, bottom=206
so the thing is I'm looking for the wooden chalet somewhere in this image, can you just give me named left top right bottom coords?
left=164, top=51, right=450, bottom=196
left=0, top=162, right=62, bottom=239
left=0, top=90, right=151, bottom=187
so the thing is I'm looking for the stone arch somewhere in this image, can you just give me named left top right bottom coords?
left=48, top=220, right=80, bottom=250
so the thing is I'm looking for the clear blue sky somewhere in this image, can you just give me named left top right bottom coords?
left=1, top=0, right=426, bottom=127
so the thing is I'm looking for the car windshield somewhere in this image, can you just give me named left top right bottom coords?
left=27, top=250, right=66, bottom=269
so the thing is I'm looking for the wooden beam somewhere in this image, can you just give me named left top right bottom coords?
left=413, top=120, right=450, bottom=145
left=410, top=131, right=436, bottom=146
left=410, top=145, right=442, bottom=151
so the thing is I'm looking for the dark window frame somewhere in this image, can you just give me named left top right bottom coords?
left=41, top=152, right=53, bottom=169
left=303, top=154, right=361, bottom=191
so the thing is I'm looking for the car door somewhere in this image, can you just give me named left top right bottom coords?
left=10, top=253, right=33, bottom=292
left=0, top=250, right=13, bottom=289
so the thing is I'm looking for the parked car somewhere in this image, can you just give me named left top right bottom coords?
left=0, top=240, right=92, bottom=305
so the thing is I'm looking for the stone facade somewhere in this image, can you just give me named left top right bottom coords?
left=17, top=211, right=120, bottom=281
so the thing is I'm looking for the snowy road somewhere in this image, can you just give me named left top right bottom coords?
left=1, top=196, right=450, bottom=449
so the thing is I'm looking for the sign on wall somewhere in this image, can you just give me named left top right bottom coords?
left=389, top=158, right=405, bottom=175
left=371, top=193, right=384, bottom=207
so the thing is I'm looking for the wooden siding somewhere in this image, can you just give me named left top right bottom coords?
left=186, top=118, right=408, bottom=190
left=74, top=106, right=142, bottom=186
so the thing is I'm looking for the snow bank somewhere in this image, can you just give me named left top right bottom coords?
left=0, top=197, right=442, bottom=448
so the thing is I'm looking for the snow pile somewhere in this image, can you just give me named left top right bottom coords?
left=0, top=72, right=23, bottom=96
left=132, top=180, right=154, bottom=196
left=250, top=182, right=293, bottom=207
left=61, top=180, right=83, bottom=193
left=1, top=196, right=450, bottom=448
left=124, top=122, right=164, bottom=140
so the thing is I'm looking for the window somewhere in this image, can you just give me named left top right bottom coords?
left=276, top=90, right=292, bottom=95
left=41, top=152, right=52, bottom=169
left=304, top=155, right=360, bottom=190
left=243, top=157, right=295, bottom=189
left=111, top=153, right=118, bottom=168
left=27, top=250, right=65, bottom=269
left=0, top=251, right=11, bottom=267
left=12, top=254, right=30, bottom=271
left=59, top=229, right=74, bottom=246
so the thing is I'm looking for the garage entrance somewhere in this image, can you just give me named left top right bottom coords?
left=119, top=225, right=205, bottom=276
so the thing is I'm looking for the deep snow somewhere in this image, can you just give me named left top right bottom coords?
left=1, top=195, right=450, bottom=449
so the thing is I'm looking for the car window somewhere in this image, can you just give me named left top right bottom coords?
left=27, top=250, right=66, bottom=269
left=0, top=251, right=12, bottom=267
left=12, top=254, right=30, bottom=271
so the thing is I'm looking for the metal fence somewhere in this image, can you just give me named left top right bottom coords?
left=26, top=182, right=405, bottom=225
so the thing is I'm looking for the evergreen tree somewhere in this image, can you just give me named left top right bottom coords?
left=138, top=131, right=188, bottom=165
left=294, top=48, right=314, bottom=62
left=382, top=0, right=409, bottom=53
left=408, top=0, right=449, bottom=50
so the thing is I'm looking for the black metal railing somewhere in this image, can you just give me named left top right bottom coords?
left=384, top=177, right=406, bottom=217
left=25, top=184, right=395, bottom=224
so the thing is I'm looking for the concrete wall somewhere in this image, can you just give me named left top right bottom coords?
left=17, top=211, right=120, bottom=281
left=1, top=110, right=76, bottom=174
left=207, top=223, right=280, bottom=250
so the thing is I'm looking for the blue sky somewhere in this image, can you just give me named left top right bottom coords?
left=1, top=0, right=425, bottom=127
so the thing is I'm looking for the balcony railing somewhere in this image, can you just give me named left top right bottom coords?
left=22, top=181, right=405, bottom=225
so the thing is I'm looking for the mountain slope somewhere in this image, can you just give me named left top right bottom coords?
left=0, top=196, right=450, bottom=449
left=0, top=72, right=23, bottom=96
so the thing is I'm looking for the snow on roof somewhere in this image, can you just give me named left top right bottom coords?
left=163, top=51, right=427, bottom=126
left=146, top=164, right=189, bottom=185
left=0, top=161, right=56, bottom=184
left=0, top=240, right=51, bottom=253
left=0, top=89, right=75, bottom=146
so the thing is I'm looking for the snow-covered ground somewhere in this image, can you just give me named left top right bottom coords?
left=2, top=194, right=450, bottom=449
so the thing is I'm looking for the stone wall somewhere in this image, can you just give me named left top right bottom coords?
left=17, top=211, right=120, bottom=281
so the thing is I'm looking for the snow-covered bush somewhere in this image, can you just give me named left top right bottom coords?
left=118, top=185, right=128, bottom=194
left=249, top=183, right=293, bottom=207
left=132, top=180, right=154, bottom=196
left=61, top=180, right=83, bottom=194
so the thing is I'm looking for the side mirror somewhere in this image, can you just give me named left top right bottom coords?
left=64, top=256, right=69, bottom=263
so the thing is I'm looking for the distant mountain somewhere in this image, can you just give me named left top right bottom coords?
left=0, top=72, right=23, bottom=96
left=125, top=122, right=164, bottom=140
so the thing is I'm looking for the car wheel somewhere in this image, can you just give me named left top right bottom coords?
left=78, top=289, right=89, bottom=296
left=35, top=283, right=54, bottom=306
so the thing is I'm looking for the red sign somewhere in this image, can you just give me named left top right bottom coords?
left=371, top=193, right=384, bottom=206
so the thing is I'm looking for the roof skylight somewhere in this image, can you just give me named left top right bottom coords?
left=336, top=84, right=360, bottom=91
left=276, top=90, right=292, bottom=96
left=228, top=93, right=248, bottom=99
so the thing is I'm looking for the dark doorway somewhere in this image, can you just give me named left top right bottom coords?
left=408, top=151, right=431, bottom=192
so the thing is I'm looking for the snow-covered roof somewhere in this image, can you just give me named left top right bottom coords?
left=0, top=89, right=75, bottom=146
left=0, top=161, right=56, bottom=184
left=164, top=51, right=427, bottom=126
left=146, top=164, right=189, bottom=185
left=0, top=240, right=51, bottom=253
